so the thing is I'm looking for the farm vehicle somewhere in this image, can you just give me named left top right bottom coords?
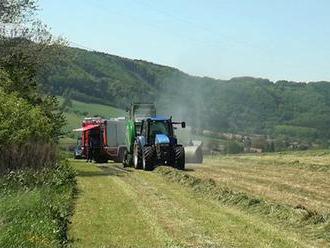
left=123, top=103, right=203, bottom=170
left=131, top=116, right=186, bottom=171
left=73, top=103, right=203, bottom=167
left=73, top=117, right=127, bottom=163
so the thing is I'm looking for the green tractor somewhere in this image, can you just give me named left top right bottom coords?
left=123, top=103, right=156, bottom=166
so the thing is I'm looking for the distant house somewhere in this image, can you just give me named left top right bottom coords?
left=250, top=147, right=263, bottom=153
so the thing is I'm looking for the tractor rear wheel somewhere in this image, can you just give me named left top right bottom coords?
left=143, top=146, right=156, bottom=171
left=174, top=146, right=185, bottom=170
left=133, top=142, right=143, bottom=169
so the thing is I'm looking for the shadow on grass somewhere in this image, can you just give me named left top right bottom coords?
left=76, top=164, right=132, bottom=178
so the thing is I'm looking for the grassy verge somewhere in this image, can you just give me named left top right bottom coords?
left=0, top=162, right=76, bottom=248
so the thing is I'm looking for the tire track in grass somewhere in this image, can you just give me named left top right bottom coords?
left=119, top=168, right=308, bottom=248
left=114, top=171, right=222, bottom=248
left=122, top=172, right=228, bottom=247
left=110, top=177, right=179, bottom=247
left=68, top=162, right=168, bottom=248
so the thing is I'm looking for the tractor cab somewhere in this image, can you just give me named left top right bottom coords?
left=140, top=117, right=174, bottom=145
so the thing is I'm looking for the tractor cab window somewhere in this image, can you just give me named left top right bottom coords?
left=149, top=121, right=170, bottom=137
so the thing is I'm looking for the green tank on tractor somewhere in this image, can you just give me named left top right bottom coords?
left=123, top=103, right=156, bottom=166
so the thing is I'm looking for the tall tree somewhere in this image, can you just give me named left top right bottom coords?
left=0, top=0, right=37, bottom=23
left=0, top=0, right=65, bottom=141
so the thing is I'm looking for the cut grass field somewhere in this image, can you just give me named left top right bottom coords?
left=68, top=151, right=329, bottom=247
left=190, top=151, right=330, bottom=213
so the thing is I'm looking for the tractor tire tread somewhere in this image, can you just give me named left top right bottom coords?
left=174, top=146, right=185, bottom=170
left=143, top=146, right=156, bottom=171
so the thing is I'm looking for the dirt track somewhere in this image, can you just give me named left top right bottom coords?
left=68, top=157, right=329, bottom=248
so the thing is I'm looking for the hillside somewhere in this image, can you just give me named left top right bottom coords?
left=57, top=96, right=125, bottom=133
left=41, top=47, right=330, bottom=142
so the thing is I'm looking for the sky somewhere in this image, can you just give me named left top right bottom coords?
left=39, top=0, right=330, bottom=82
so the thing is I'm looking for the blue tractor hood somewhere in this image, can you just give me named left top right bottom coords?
left=155, top=134, right=170, bottom=145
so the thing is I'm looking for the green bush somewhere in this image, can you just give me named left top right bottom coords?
left=224, top=140, right=244, bottom=154
left=0, top=88, right=54, bottom=144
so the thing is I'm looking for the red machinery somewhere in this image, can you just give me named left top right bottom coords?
left=74, top=117, right=127, bottom=163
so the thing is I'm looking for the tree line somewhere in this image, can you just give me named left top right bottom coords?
left=0, top=0, right=65, bottom=172
left=41, top=48, right=330, bottom=145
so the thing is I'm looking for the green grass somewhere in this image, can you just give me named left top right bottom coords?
left=67, top=98, right=125, bottom=119
left=58, top=96, right=126, bottom=134
left=69, top=161, right=168, bottom=248
left=63, top=112, right=83, bottom=134
left=68, top=159, right=325, bottom=247
left=0, top=163, right=76, bottom=248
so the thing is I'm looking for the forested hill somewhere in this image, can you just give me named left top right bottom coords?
left=41, top=47, right=330, bottom=141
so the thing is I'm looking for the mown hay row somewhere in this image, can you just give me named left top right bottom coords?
left=155, top=167, right=330, bottom=242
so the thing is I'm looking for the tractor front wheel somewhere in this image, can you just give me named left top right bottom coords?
left=143, top=146, right=156, bottom=171
left=174, top=146, right=185, bottom=170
